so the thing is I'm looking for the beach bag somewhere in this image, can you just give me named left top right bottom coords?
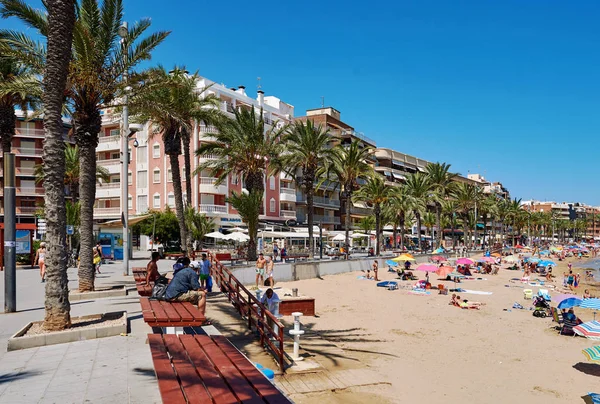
left=155, top=275, right=169, bottom=285
left=93, top=256, right=101, bottom=265
left=151, top=283, right=168, bottom=300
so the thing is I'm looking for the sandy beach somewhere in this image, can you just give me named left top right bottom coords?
left=274, top=255, right=600, bottom=404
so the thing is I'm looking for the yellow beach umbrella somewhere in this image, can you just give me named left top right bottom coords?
left=392, top=253, right=416, bottom=262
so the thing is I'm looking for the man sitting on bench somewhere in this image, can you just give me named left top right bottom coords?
left=144, top=251, right=161, bottom=285
left=165, top=261, right=206, bottom=316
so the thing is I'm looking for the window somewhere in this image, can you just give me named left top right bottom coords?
left=231, top=174, right=238, bottom=185
left=182, top=167, right=186, bottom=181
left=111, top=152, right=120, bottom=159
left=136, top=146, right=147, bottom=164
left=153, top=194, right=161, bottom=208
left=137, top=170, right=147, bottom=188
left=269, top=176, right=275, bottom=190
left=270, top=198, right=276, bottom=213
left=182, top=193, right=187, bottom=202
left=153, top=143, right=160, bottom=158
left=167, top=168, right=172, bottom=182
left=109, top=128, right=119, bottom=137
left=128, top=171, right=132, bottom=185
left=137, top=195, right=148, bottom=213
left=20, top=140, right=36, bottom=153
left=167, top=193, right=175, bottom=207
left=128, top=195, right=132, bottom=209
left=153, top=169, right=160, bottom=183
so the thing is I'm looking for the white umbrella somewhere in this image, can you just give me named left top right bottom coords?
left=205, top=231, right=226, bottom=239
left=332, top=234, right=346, bottom=241
left=230, top=227, right=248, bottom=233
left=351, top=233, right=369, bottom=238
left=224, top=232, right=250, bottom=242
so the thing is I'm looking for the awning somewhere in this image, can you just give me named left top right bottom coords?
left=99, top=214, right=152, bottom=228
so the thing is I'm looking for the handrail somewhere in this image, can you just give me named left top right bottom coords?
left=206, top=251, right=286, bottom=372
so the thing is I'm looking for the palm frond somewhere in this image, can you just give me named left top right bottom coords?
left=0, top=0, right=48, bottom=35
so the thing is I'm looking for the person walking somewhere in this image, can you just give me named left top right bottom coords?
left=256, top=253, right=266, bottom=288
left=199, top=253, right=211, bottom=289
left=35, top=242, right=47, bottom=283
left=93, top=244, right=102, bottom=274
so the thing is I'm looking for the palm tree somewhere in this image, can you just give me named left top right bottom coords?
left=1, top=0, right=169, bottom=292
left=184, top=206, right=214, bottom=251
left=422, top=211, right=436, bottom=248
left=454, top=182, right=480, bottom=249
left=329, top=140, right=373, bottom=254
left=227, top=191, right=262, bottom=260
left=280, top=120, right=335, bottom=258
left=441, top=199, right=459, bottom=250
left=0, top=57, right=40, bottom=154
left=42, top=0, right=75, bottom=330
left=478, top=194, right=499, bottom=249
left=35, top=145, right=109, bottom=203
left=388, top=186, right=411, bottom=251
left=357, top=216, right=374, bottom=249
left=424, top=162, right=457, bottom=249
left=353, top=175, right=390, bottom=255
left=404, top=172, right=431, bottom=252
left=196, top=106, right=286, bottom=260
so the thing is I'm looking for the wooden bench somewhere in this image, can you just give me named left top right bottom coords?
left=148, top=333, right=290, bottom=404
left=215, top=253, right=246, bottom=265
left=140, top=297, right=206, bottom=333
left=132, top=267, right=153, bottom=297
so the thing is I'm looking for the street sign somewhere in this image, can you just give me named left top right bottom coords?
left=66, top=225, right=74, bottom=235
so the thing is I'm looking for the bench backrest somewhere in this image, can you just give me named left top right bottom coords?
left=215, top=253, right=232, bottom=260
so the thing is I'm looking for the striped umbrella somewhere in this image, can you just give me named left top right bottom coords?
left=574, top=321, right=600, bottom=340
left=582, top=346, right=600, bottom=363
left=580, top=298, right=600, bottom=320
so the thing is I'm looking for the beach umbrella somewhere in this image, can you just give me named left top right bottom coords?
left=456, top=258, right=473, bottom=265
left=582, top=346, right=600, bottom=363
left=538, top=260, right=557, bottom=267
left=436, top=265, right=454, bottom=278
left=229, top=227, right=248, bottom=233
left=431, top=256, right=446, bottom=262
left=504, top=256, right=519, bottom=263
left=580, top=298, right=600, bottom=320
left=515, top=244, right=524, bottom=249
left=205, top=231, right=226, bottom=239
left=392, top=254, right=416, bottom=262
left=350, top=233, right=369, bottom=239
left=224, top=232, right=250, bottom=242
left=491, top=253, right=501, bottom=257
left=386, top=260, right=399, bottom=267
left=332, top=234, right=346, bottom=241
left=557, top=297, right=583, bottom=310
left=539, top=250, right=550, bottom=256
left=552, top=293, right=577, bottom=303
left=573, top=321, right=600, bottom=340
left=416, top=264, right=439, bottom=272
left=525, top=257, right=540, bottom=263
left=433, top=247, right=445, bottom=254
left=477, top=257, right=495, bottom=263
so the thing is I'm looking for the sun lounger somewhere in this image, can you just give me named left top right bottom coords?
left=550, top=307, right=563, bottom=324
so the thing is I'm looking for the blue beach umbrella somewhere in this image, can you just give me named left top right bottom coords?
left=539, top=250, right=550, bottom=256
left=538, top=260, right=557, bottom=267
left=558, top=297, right=583, bottom=310
left=580, top=298, right=600, bottom=320
left=386, top=260, right=399, bottom=267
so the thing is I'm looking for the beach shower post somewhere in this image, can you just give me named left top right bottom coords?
left=289, top=312, right=305, bottom=361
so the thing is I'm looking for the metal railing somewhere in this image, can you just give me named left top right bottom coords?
left=207, top=251, right=286, bottom=371
left=99, top=135, right=120, bottom=143
left=199, top=177, right=218, bottom=185
left=97, top=158, right=120, bottom=166
left=93, top=207, right=121, bottom=216
left=199, top=125, right=219, bottom=134
left=16, top=187, right=44, bottom=195
left=12, top=147, right=43, bottom=156
left=16, top=167, right=36, bottom=175
left=280, top=210, right=296, bottom=218
left=296, top=194, right=340, bottom=207
left=280, top=188, right=296, bottom=196
left=98, top=182, right=120, bottom=188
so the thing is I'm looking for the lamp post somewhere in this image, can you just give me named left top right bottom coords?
left=119, top=21, right=129, bottom=276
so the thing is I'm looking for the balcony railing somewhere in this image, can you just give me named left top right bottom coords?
left=16, top=167, right=36, bottom=175
left=200, top=125, right=219, bottom=134
left=198, top=154, right=218, bottom=160
left=16, top=187, right=44, bottom=195
left=280, top=209, right=296, bottom=218
left=99, top=135, right=120, bottom=143
left=199, top=177, right=218, bottom=185
left=97, top=158, right=120, bottom=166
left=198, top=204, right=227, bottom=214
left=94, top=207, right=121, bottom=216
left=98, top=182, right=120, bottom=188
left=13, top=147, right=43, bottom=156
left=280, top=188, right=295, bottom=196
left=17, top=206, right=38, bottom=214
left=15, top=128, right=46, bottom=138
left=350, top=206, right=372, bottom=216
left=296, top=194, right=340, bottom=208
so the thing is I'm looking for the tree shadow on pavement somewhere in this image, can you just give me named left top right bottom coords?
left=0, top=371, right=39, bottom=384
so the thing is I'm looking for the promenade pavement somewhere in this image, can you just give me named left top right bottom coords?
left=0, top=251, right=166, bottom=404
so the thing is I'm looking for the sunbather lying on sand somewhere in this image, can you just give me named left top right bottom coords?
left=457, top=297, right=483, bottom=309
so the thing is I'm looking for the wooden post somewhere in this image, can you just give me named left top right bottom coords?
left=247, top=292, right=252, bottom=330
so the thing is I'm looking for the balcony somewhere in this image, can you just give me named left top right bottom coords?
left=13, top=147, right=43, bottom=157
left=198, top=154, right=218, bottom=163
left=17, top=206, right=38, bottom=215
left=280, top=209, right=296, bottom=218
left=97, top=135, right=120, bottom=151
left=16, top=187, right=44, bottom=196
left=198, top=204, right=227, bottom=215
left=16, top=167, right=36, bottom=176
left=296, top=194, right=340, bottom=208
left=97, top=182, right=121, bottom=198
left=97, top=158, right=121, bottom=174
left=199, top=177, right=227, bottom=195
left=350, top=205, right=372, bottom=216
left=93, top=207, right=121, bottom=218
left=199, top=125, right=218, bottom=142
left=280, top=188, right=296, bottom=202
left=14, top=128, right=45, bottom=138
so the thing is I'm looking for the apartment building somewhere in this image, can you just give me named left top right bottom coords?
left=293, top=107, right=376, bottom=230
left=467, top=173, right=510, bottom=199
left=522, top=200, right=600, bottom=239
left=95, top=76, right=296, bottom=248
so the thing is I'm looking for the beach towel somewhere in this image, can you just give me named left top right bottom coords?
left=408, top=289, right=430, bottom=295
left=357, top=276, right=374, bottom=280
left=461, top=290, right=493, bottom=295
left=377, top=281, right=398, bottom=288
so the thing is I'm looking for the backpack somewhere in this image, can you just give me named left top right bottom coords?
left=151, top=283, right=168, bottom=300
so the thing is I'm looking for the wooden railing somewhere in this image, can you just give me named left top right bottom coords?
left=206, top=251, right=286, bottom=372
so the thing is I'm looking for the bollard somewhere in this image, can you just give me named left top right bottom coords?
left=288, top=312, right=305, bottom=361
left=292, top=288, right=298, bottom=297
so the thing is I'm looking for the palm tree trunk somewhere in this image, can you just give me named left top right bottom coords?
left=169, top=153, right=190, bottom=253
left=0, top=105, right=15, bottom=154
left=451, top=219, right=456, bottom=250
left=306, top=184, right=314, bottom=259
left=77, top=139, right=98, bottom=292
left=344, top=189, right=351, bottom=259
left=400, top=217, right=405, bottom=251
left=415, top=212, right=422, bottom=251
left=392, top=223, right=398, bottom=251
left=42, top=0, right=75, bottom=331
left=181, top=128, right=192, bottom=206
left=435, top=204, right=442, bottom=249
left=375, top=204, right=381, bottom=256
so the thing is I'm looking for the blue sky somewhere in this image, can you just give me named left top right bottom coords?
left=4, top=1, right=600, bottom=204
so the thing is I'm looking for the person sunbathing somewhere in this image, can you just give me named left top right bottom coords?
left=459, top=299, right=481, bottom=310
left=449, top=294, right=460, bottom=306
left=583, top=289, right=592, bottom=299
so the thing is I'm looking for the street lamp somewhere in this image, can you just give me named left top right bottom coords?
left=119, top=22, right=130, bottom=275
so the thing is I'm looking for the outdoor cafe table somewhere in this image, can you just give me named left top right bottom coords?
left=140, top=297, right=206, bottom=334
